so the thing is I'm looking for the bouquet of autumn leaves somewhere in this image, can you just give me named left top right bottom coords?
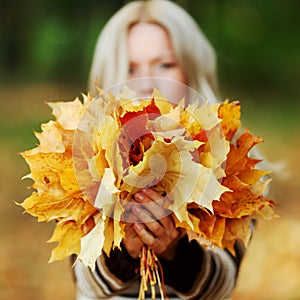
left=20, top=86, right=276, bottom=298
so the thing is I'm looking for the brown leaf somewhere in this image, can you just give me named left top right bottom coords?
left=222, top=217, right=252, bottom=255
left=213, top=189, right=274, bottom=219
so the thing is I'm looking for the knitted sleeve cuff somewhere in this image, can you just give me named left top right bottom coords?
left=102, top=243, right=140, bottom=283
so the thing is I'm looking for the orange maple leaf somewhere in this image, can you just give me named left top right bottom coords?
left=225, top=130, right=263, bottom=176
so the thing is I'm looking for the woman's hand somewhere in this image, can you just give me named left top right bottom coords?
left=122, top=188, right=185, bottom=260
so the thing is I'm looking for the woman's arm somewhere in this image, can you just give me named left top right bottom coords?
left=159, top=236, right=246, bottom=300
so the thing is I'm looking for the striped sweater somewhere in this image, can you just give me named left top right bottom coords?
left=72, top=235, right=245, bottom=300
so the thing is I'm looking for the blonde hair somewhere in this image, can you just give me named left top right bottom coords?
left=88, top=0, right=219, bottom=102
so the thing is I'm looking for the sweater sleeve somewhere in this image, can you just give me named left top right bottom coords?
left=72, top=244, right=140, bottom=299
left=159, top=235, right=246, bottom=300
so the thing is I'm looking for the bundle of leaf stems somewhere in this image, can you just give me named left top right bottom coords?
left=138, top=245, right=168, bottom=300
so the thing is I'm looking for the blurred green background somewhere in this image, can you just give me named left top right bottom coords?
left=0, top=1, right=299, bottom=299
left=1, top=0, right=300, bottom=91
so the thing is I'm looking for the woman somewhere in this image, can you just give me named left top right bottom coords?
left=88, top=0, right=218, bottom=103
left=73, top=1, right=245, bottom=299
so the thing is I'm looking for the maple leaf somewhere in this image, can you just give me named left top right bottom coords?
left=204, top=125, right=230, bottom=179
left=218, top=101, right=242, bottom=140
left=33, top=121, right=65, bottom=154
left=181, top=101, right=220, bottom=137
left=48, top=220, right=83, bottom=262
left=20, top=192, right=96, bottom=223
left=152, top=88, right=173, bottom=114
left=222, top=217, right=253, bottom=255
left=213, top=189, right=273, bottom=219
left=238, top=167, right=271, bottom=185
left=150, top=105, right=182, bottom=131
left=117, top=89, right=154, bottom=118
left=103, top=217, right=114, bottom=256
left=21, top=151, right=75, bottom=196
left=225, top=130, right=263, bottom=176
left=187, top=205, right=226, bottom=248
left=47, top=98, right=84, bottom=130
left=77, top=218, right=106, bottom=271
left=122, top=136, right=228, bottom=214
left=94, top=168, right=120, bottom=214
left=19, top=94, right=103, bottom=263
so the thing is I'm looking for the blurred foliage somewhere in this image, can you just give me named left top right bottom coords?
left=0, top=0, right=300, bottom=101
left=0, top=0, right=122, bottom=85
left=186, top=0, right=300, bottom=95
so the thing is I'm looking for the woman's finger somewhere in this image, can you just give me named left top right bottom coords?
left=133, top=222, right=178, bottom=257
left=134, top=189, right=176, bottom=232
left=132, top=203, right=180, bottom=245
left=122, top=234, right=144, bottom=259
left=133, top=222, right=157, bottom=247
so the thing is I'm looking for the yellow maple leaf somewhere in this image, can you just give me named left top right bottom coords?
left=48, top=220, right=83, bottom=262
left=77, top=218, right=106, bottom=271
left=21, top=151, right=74, bottom=196
left=218, top=101, right=242, bottom=140
left=181, top=101, right=220, bottom=137
left=20, top=192, right=95, bottom=223
left=152, top=87, right=173, bottom=114
left=48, top=98, right=84, bottom=130
left=33, top=121, right=65, bottom=154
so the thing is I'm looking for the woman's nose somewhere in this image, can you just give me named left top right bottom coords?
left=128, top=76, right=153, bottom=99
left=137, top=77, right=153, bottom=98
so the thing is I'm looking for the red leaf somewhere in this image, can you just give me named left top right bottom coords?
left=145, top=98, right=161, bottom=120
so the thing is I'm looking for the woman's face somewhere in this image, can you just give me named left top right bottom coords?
left=127, top=22, right=187, bottom=101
